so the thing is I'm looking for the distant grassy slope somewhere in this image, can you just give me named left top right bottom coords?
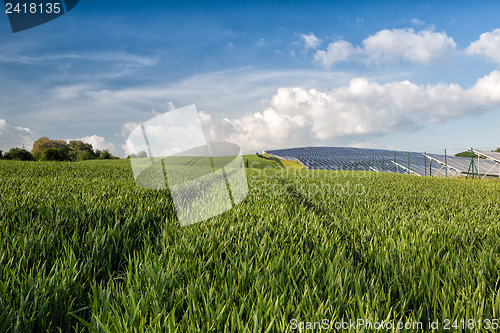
left=243, top=154, right=279, bottom=169
left=264, top=154, right=305, bottom=169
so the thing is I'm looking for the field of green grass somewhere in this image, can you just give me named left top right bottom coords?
left=1, top=158, right=500, bottom=332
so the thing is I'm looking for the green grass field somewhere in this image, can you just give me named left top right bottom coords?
left=1, top=158, right=500, bottom=332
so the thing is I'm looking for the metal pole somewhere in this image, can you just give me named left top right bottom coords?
left=424, top=152, right=427, bottom=176
left=408, top=152, right=410, bottom=175
left=467, top=147, right=478, bottom=179
left=445, top=149, right=447, bottom=177
left=394, top=153, right=396, bottom=173
left=470, top=148, right=473, bottom=179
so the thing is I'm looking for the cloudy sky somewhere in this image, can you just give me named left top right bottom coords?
left=1, top=0, right=500, bottom=156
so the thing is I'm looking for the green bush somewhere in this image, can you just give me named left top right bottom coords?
left=40, top=148, right=70, bottom=161
left=3, top=147, right=34, bottom=161
left=76, top=150, right=94, bottom=161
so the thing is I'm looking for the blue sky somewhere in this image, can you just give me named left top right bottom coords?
left=1, top=0, right=500, bottom=156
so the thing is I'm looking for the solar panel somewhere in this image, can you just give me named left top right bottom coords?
left=473, top=150, right=500, bottom=164
left=266, top=147, right=429, bottom=175
left=264, top=147, right=500, bottom=177
left=470, top=150, right=500, bottom=177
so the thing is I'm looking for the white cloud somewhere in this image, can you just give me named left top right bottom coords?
left=71, top=135, right=116, bottom=153
left=0, top=119, right=34, bottom=152
left=301, top=33, right=322, bottom=50
left=201, top=71, right=500, bottom=152
left=314, top=41, right=362, bottom=68
left=465, top=28, right=500, bottom=63
left=28, top=68, right=498, bottom=154
left=121, top=122, right=142, bottom=137
left=9, top=66, right=497, bottom=156
left=314, top=28, right=456, bottom=68
left=468, top=70, right=500, bottom=105
left=363, top=28, right=456, bottom=65
left=165, top=101, right=176, bottom=111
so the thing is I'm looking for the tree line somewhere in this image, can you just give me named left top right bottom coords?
left=455, top=147, right=500, bottom=159
left=0, top=137, right=119, bottom=161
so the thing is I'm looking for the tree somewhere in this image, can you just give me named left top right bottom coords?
left=31, top=137, right=119, bottom=162
left=126, top=151, right=146, bottom=159
left=32, top=137, right=70, bottom=161
left=495, top=148, right=500, bottom=153
left=40, top=148, right=70, bottom=161
left=4, top=148, right=34, bottom=161
left=0, top=150, right=2, bottom=159
left=99, top=150, right=111, bottom=159
left=455, top=151, right=479, bottom=158
left=455, top=151, right=488, bottom=159
left=76, top=150, right=94, bottom=161
left=68, top=140, right=94, bottom=161
left=97, top=149, right=119, bottom=160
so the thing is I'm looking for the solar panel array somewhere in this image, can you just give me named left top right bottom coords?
left=425, top=153, right=499, bottom=177
left=474, top=150, right=500, bottom=164
left=471, top=150, right=500, bottom=177
left=264, top=147, right=500, bottom=177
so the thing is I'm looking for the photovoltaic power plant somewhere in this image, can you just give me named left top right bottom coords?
left=264, top=146, right=500, bottom=177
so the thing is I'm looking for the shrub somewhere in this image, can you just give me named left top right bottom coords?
left=3, top=147, right=34, bottom=161
left=40, top=148, right=70, bottom=161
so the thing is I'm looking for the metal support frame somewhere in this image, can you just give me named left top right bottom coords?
left=472, top=149, right=500, bottom=164
left=466, top=148, right=480, bottom=179
left=478, top=162, right=500, bottom=179
left=390, top=160, right=420, bottom=176
left=471, top=148, right=500, bottom=179
left=423, top=153, right=461, bottom=177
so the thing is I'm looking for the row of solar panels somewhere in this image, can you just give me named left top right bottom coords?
left=264, top=147, right=500, bottom=177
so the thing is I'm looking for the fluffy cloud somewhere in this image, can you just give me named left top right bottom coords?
left=121, top=122, right=142, bottom=137
left=363, top=28, right=456, bottom=65
left=314, top=41, right=362, bottom=69
left=465, top=28, right=500, bottom=63
left=468, top=70, right=500, bottom=105
left=71, top=135, right=116, bottom=154
left=0, top=119, right=34, bottom=152
left=314, top=28, right=456, bottom=68
left=202, top=71, right=500, bottom=152
left=301, top=33, right=322, bottom=50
